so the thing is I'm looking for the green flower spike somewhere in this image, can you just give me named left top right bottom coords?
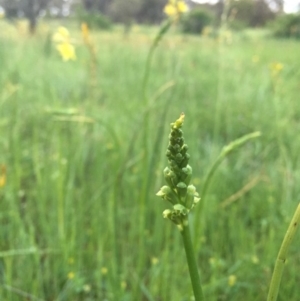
left=156, top=114, right=205, bottom=301
left=156, top=113, right=200, bottom=226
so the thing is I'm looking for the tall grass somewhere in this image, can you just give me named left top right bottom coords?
left=0, top=19, right=300, bottom=300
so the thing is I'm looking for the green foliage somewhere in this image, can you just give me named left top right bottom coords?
left=77, top=9, right=112, bottom=30
left=227, top=0, right=274, bottom=28
left=181, top=8, right=213, bottom=35
left=108, top=0, right=143, bottom=24
left=135, top=0, right=165, bottom=23
left=1, top=21, right=300, bottom=301
left=228, top=0, right=254, bottom=27
left=270, top=13, right=300, bottom=39
left=227, top=19, right=248, bottom=31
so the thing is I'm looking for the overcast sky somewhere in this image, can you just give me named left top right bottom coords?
left=191, top=0, right=300, bottom=13
left=284, top=0, right=300, bottom=13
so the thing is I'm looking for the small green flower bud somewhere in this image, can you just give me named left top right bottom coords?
left=187, top=184, right=196, bottom=195
left=185, top=193, right=194, bottom=209
left=163, top=167, right=172, bottom=183
left=163, top=209, right=183, bottom=225
left=177, top=182, right=187, bottom=189
left=176, top=129, right=183, bottom=136
left=177, top=137, right=184, bottom=145
left=176, top=182, right=187, bottom=199
left=156, top=186, right=165, bottom=197
left=175, top=153, right=183, bottom=163
left=193, top=196, right=201, bottom=205
left=185, top=185, right=200, bottom=208
left=173, top=144, right=180, bottom=151
left=181, top=165, right=192, bottom=185
left=167, top=144, right=174, bottom=152
left=163, top=209, right=172, bottom=219
left=180, top=152, right=190, bottom=167
left=180, top=144, right=188, bottom=154
left=164, top=167, right=178, bottom=188
left=169, top=160, right=179, bottom=171
left=158, top=185, right=170, bottom=195
left=156, top=185, right=179, bottom=205
left=169, top=171, right=179, bottom=186
left=164, top=204, right=188, bottom=225
left=173, top=204, right=188, bottom=216
left=169, top=137, right=177, bottom=144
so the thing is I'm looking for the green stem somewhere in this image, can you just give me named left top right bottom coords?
left=267, top=203, right=300, bottom=301
left=180, top=218, right=205, bottom=301
left=213, top=0, right=230, bottom=142
left=133, top=19, right=172, bottom=300
left=141, top=19, right=172, bottom=103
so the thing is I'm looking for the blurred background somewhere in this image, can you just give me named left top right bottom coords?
left=0, top=0, right=299, bottom=33
left=0, top=1, right=300, bottom=301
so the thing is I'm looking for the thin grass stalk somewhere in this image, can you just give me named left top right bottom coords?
left=141, top=19, right=172, bottom=103
left=194, top=131, right=261, bottom=248
left=147, top=96, right=172, bottom=191
left=108, top=189, right=122, bottom=299
left=267, top=203, right=300, bottom=301
left=213, top=0, right=230, bottom=142
left=134, top=19, right=173, bottom=300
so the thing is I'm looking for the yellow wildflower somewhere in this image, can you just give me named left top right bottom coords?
left=164, top=0, right=188, bottom=18
left=53, top=27, right=76, bottom=61
left=177, top=1, right=188, bottom=13
left=0, top=165, right=6, bottom=188
left=270, top=62, right=284, bottom=77
left=67, top=272, right=75, bottom=279
left=56, top=42, right=76, bottom=61
left=81, top=22, right=90, bottom=43
left=228, top=275, right=237, bottom=287
left=53, top=26, right=70, bottom=43
left=164, top=4, right=177, bottom=16
left=151, top=257, right=159, bottom=265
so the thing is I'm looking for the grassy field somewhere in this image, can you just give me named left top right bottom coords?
left=0, top=19, right=300, bottom=301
